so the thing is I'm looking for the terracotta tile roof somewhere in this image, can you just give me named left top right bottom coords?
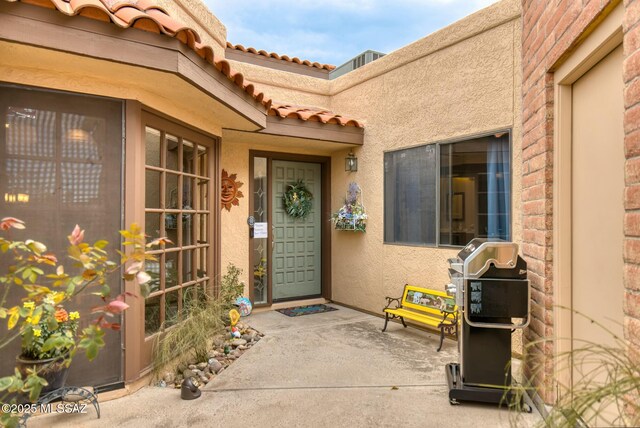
left=269, top=102, right=363, bottom=128
left=227, top=42, right=336, bottom=71
left=5, top=0, right=366, bottom=130
left=4, top=0, right=271, bottom=109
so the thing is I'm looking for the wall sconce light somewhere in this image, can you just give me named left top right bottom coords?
left=345, top=150, right=358, bottom=172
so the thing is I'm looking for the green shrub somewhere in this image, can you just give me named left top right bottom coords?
left=152, top=293, right=225, bottom=373
left=218, top=263, right=244, bottom=309
left=152, top=264, right=245, bottom=374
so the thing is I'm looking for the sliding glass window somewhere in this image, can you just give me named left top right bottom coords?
left=383, top=145, right=437, bottom=245
left=384, top=131, right=511, bottom=247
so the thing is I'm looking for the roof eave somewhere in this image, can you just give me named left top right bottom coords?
left=225, top=48, right=330, bottom=79
left=0, top=1, right=267, bottom=129
left=259, top=116, right=364, bottom=146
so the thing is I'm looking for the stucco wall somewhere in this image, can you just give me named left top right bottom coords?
left=328, top=12, right=523, bottom=335
left=217, top=0, right=523, bottom=355
left=159, top=0, right=227, bottom=58
left=226, top=61, right=332, bottom=108
left=0, top=0, right=526, bottom=382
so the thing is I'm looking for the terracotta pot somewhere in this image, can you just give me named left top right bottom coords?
left=16, top=354, right=70, bottom=395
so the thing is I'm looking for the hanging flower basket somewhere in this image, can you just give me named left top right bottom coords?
left=332, top=182, right=367, bottom=232
left=283, top=180, right=313, bottom=219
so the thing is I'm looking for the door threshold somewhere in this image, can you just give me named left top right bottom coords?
left=252, top=297, right=329, bottom=314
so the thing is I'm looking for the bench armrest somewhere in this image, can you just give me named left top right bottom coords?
left=440, top=309, right=457, bottom=323
left=383, top=297, right=402, bottom=310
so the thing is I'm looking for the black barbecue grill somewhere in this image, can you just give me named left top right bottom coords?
left=445, top=238, right=530, bottom=408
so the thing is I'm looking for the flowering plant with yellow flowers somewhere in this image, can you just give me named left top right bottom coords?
left=0, top=217, right=168, bottom=426
left=20, top=294, right=80, bottom=360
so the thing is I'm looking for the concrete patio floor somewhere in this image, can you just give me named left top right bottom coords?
left=30, top=304, right=542, bottom=427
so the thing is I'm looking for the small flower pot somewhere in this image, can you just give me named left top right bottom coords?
left=16, top=354, right=70, bottom=395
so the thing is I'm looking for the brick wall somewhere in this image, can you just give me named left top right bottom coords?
left=623, top=0, right=640, bottom=363
left=521, top=0, right=640, bottom=405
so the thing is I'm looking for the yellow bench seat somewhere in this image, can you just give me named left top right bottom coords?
left=382, top=284, right=458, bottom=352
left=384, top=308, right=449, bottom=328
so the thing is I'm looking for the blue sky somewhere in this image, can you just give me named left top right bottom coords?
left=204, top=0, right=499, bottom=66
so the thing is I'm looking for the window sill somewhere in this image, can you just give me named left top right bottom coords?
left=382, top=241, right=465, bottom=249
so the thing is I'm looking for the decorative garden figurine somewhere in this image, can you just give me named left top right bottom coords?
left=231, top=326, right=241, bottom=339
left=235, top=297, right=252, bottom=317
left=220, top=170, right=244, bottom=211
left=229, top=309, right=240, bottom=327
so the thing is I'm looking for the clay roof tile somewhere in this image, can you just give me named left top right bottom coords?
left=5, top=0, right=362, bottom=129
left=226, top=43, right=336, bottom=71
left=127, top=0, right=165, bottom=12
left=49, top=0, right=78, bottom=14
left=270, top=102, right=363, bottom=128
left=112, top=6, right=156, bottom=27
left=145, top=8, right=199, bottom=40
left=5, top=0, right=272, bottom=109
left=193, top=43, right=215, bottom=62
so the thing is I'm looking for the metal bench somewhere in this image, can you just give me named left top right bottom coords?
left=382, top=284, right=458, bottom=352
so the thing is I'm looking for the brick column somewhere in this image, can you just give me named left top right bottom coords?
left=521, top=0, right=620, bottom=404
left=623, top=0, right=640, bottom=373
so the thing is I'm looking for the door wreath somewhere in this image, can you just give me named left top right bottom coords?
left=283, top=180, right=313, bottom=219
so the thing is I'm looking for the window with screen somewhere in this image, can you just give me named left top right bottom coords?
left=0, top=84, right=123, bottom=386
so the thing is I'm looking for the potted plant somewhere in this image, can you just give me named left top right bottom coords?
left=0, top=218, right=166, bottom=426
left=16, top=296, right=79, bottom=395
left=331, top=182, right=367, bottom=232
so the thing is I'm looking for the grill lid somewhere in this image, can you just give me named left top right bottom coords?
left=459, top=239, right=520, bottom=279
left=457, top=238, right=488, bottom=261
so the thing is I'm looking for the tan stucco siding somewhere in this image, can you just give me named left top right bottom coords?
left=333, top=22, right=517, bottom=140
left=216, top=1, right=522, bottom=333
left=219, top=140, right=251, bottom=288
left=512, top=16, right=523, bottom=272
left=226, top=61, right=332, bottom=107
left=159, top=0, right=227, bottom=58
left=328, top=18, right=522, bottom=315
left=330, top=0, right=520, bottom=97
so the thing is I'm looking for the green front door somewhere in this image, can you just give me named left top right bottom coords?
left=272, top=160, right=322, bottom=300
